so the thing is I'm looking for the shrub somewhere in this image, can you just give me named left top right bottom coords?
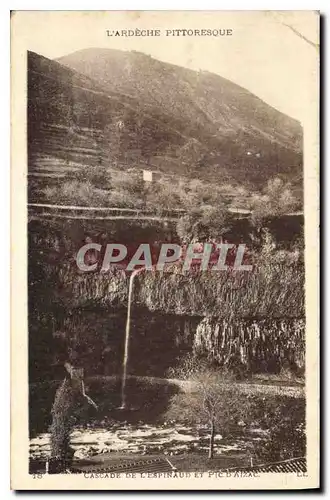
left=176, top=204, right=229, bottom=242
left=146, top=182, right=185, bottom=214
left=251, top=396, right=306, bottom=462
left=251, top=178, right=300, bottom=227
left=42, top=180, right=109, bottom=206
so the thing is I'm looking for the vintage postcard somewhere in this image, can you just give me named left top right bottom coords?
left=11, top=10, right=319, bottom=490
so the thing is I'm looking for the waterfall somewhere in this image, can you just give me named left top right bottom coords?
left=120, top=268, right=144, bottom=409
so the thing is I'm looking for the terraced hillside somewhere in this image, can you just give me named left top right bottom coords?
left=28, top=50, right=303, bottom=204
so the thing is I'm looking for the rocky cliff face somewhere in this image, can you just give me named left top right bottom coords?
left=29, top=303, right=304, bottom=380
left=28, top=217, right=305, bottom=378
left=194, top=317, right=304, bottom=374
left=51, top=258, right=304, bottom=319
left=29, top=258, right=305, bottom=379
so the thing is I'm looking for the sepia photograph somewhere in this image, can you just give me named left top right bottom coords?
left=11, top=10, right=319, bottom=490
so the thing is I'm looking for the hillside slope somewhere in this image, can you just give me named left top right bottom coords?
left=58, top=49, right=303, bottom=185
left=28, top=49, right=303, bottom=196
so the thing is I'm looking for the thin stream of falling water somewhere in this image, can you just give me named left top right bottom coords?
left=120, top=268, right=144, bottom=409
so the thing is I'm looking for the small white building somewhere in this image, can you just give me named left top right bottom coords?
left=142, top=170, right=161, bottom=183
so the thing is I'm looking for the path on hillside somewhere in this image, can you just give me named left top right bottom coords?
left=83, top=375, right=305, bottom=399
left=167, top=377, right=304, bottom=398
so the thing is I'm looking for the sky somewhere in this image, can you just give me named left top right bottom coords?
left=12, top=10, right=319, bottom=123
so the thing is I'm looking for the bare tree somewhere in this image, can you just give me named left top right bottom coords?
left=166, top=356, right=251, bottom=459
